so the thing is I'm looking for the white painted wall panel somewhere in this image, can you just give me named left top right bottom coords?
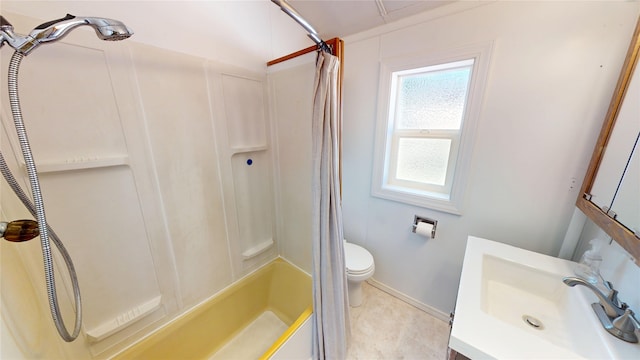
left=39, top=166, right=161, bottom=333
left=222, top=75, right=268, bottom=149
left=0, top=43, right=127, bottom=162
left=131, top=43, right=233, bottom=308
left=231, top=151, right=275, bottom=261
left=268, top=55, right=316, bottom=273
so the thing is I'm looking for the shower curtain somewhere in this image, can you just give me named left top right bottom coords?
left=311, top=51, right=350, bottom=359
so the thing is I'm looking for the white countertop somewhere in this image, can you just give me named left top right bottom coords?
left=449, top=236, right=639, bottom=359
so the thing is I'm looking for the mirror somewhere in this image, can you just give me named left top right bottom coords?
left=590, top=55, right=640, bottom=233
left=610, top=138, right=638, bottom=230
left=577, top=16, right=640, bottom=263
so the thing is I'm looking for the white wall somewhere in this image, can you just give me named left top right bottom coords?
left=342, top=1, right=640, bottom=315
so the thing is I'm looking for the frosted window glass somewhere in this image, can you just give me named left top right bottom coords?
left=396, top=138, right=451, bottom=186
left=395, top=67, right=471, bottom=130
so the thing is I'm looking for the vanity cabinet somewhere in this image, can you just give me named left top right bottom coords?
left=447, top=347, right=471, bottom=360
left=447, top=312, right=471, bottom=360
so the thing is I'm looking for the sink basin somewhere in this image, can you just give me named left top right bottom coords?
left=449, top=236, right=639, bottom=359
left=481, top=254, right=603, bottom=356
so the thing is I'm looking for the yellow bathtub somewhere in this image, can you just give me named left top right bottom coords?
left=113, top=258, right=312, bottom=359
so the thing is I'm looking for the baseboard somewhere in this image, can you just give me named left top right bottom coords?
left=366, top=278, right=450, bottom=322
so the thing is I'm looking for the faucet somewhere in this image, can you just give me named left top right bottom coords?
left=563, top=276, right=638, bottom=343
left=563, top=277, right=624, bottom=318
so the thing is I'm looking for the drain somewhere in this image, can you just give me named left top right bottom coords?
left=522, top=315, right=544, bottom=330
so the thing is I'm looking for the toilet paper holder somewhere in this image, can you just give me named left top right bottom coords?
left=412, top=215, right=437, bottom=238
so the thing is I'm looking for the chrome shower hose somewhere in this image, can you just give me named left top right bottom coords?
left=4, top=51, right=81, bottom=342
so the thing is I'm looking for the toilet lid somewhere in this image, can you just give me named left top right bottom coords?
left=344, top=242, right=374, bottom=273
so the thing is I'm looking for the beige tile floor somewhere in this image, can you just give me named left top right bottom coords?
left=347, top=282, right=451, bottom=360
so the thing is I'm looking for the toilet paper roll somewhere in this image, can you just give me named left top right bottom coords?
left=415, top=222, right=434, bottom=238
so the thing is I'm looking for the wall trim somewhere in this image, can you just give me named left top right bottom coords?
left=366, top=278, right=450, bottom=322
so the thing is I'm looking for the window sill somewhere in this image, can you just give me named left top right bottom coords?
left=372, top=185, right=462, bottom=215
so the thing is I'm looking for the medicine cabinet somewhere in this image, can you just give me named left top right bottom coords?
left=577, top=16, right=640, bottom=263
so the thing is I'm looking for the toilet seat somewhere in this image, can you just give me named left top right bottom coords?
left=343, top=241, right=375, bottom=307
left=347, top=267, right=374, bottom=276
left=344, top=242, right=374, bottom=275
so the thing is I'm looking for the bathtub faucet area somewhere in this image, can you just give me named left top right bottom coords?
left=0, top=219, right=39, bottom=242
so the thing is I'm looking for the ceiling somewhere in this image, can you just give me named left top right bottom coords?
left=288, top=0, right=455, bottom=39
left=1, top=1, right=456, bottom=71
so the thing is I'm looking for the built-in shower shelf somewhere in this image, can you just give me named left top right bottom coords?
left=242, top=239, right=274, bottom=260
left=85, top=295, right=162, bottom=343
left=22, top=155, right=129, bottom=174
left=231, top=145, right=268, bottom=155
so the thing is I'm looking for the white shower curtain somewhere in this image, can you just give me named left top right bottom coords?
left=311, top=51, right=350, bottom=359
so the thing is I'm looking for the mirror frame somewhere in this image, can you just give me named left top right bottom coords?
left=577, top=16, right=640, bottom=264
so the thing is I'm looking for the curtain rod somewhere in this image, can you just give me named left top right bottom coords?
left=271, top=0, right=332, bottom=53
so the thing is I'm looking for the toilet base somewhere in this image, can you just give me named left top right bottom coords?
left=347, top=279, right=364, bottom=307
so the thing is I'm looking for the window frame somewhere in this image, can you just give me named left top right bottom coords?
left=372, top=43, right=492, bottom=214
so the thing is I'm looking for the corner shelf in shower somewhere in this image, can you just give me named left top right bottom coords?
left=86, top=295, right=162, bottom=343
left=230, top=145, right=268, bottom=155
left=241, top=239, right=274, bottom=260
left=21, top=155, right=129, bottom=174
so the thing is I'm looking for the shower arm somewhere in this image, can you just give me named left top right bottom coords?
left=270, top=0, right=332, bottom=54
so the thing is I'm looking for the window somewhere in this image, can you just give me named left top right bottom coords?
left=372, top=44, right=491, bottom=214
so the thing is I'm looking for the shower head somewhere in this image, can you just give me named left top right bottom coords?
left=31, top=14, right=133, bottom=42
left=0, top=14, right=133, bottom=55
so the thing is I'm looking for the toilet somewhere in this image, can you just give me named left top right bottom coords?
left=344, top=240, right=375, bottom=307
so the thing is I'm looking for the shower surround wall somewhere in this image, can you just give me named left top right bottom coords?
left=268, top=53, right=317, bottom=274
left=0, top=12, right=278, bottom=358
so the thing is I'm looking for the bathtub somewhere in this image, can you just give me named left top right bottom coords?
left=112, top=258, right=312, bottom=359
